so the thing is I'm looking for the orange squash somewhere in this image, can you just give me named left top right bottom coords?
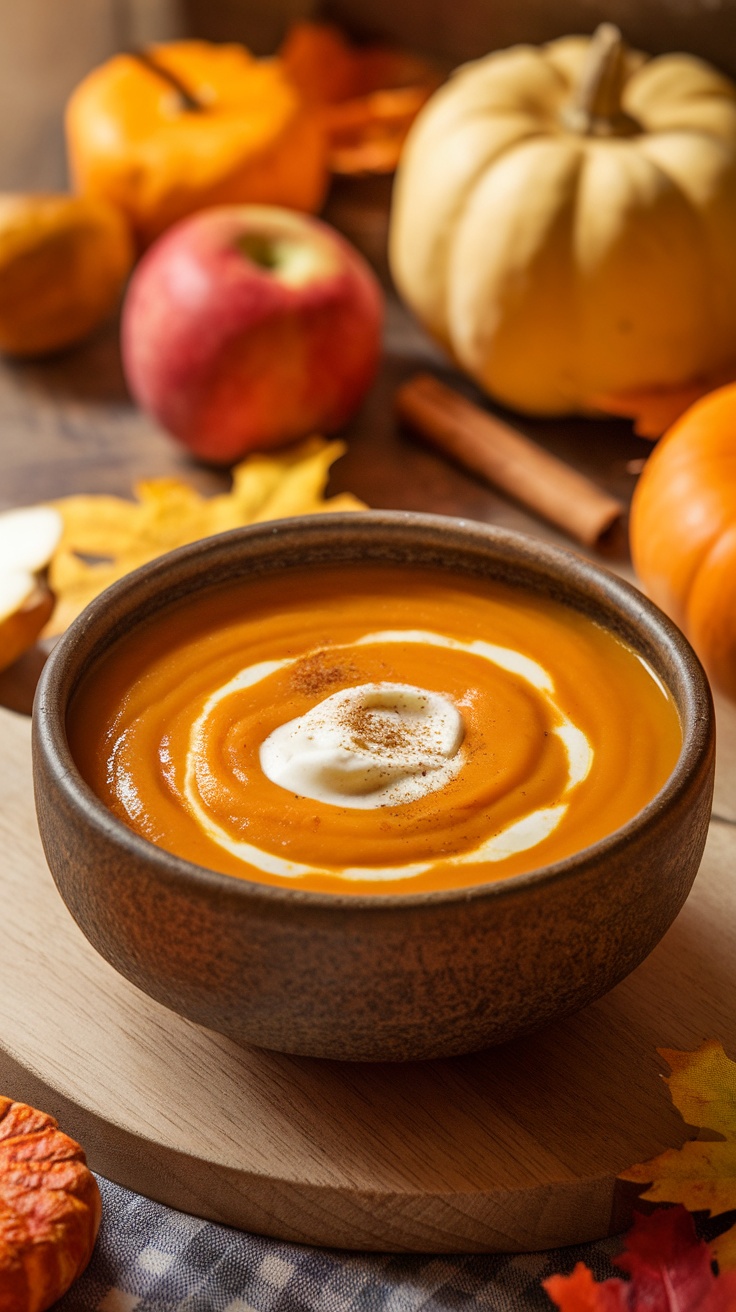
left=0, top=194, right=132, bottom=357
left=65, top=41, right=329, bottom=248
left=630, top=383, right=736, bottom=699
left=0, top=1097, right=101, bottom=1310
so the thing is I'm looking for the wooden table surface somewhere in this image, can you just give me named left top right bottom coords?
left=4, top=174, right=736, bottom=1254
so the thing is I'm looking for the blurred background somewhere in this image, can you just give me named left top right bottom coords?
left=3, top=0, right=734, bottom=189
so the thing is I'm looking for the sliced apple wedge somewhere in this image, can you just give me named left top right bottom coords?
left=0, top=506, right=62, bottom=673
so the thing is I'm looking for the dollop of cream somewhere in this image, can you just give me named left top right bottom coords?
left=259, top=682, right=465, bottom=808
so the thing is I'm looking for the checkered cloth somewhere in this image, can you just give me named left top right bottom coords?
left=54, top=1176, right=625, bottom=1312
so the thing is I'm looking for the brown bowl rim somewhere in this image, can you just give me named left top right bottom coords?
left=33, top=510, right=714, bottom=912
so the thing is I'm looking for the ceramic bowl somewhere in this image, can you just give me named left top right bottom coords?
left=32, top=514, right=715, bottom=1061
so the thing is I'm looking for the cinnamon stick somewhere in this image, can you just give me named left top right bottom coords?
left=395, top=374, right=624, bottom=550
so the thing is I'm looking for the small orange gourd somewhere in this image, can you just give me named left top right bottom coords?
left=66, top=41, right=329, bottom=248
left=0, top=1096, right=101, bottom=1310
left=0, top=195, right=132, bottom=357
left=630, top=383, right=736, bottom=699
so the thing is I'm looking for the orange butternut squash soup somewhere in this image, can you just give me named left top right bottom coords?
left=69, top=564, right=682, bottom=896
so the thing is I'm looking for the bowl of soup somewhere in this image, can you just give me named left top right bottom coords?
left=32, top=513, right=714, bottom=1060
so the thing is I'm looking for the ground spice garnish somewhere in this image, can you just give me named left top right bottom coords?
left=339, top=703, right=412, bottom=754
left=290, top=650, right=360, bottom=696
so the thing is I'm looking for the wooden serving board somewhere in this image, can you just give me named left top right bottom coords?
left=2, top=701, right=736, bottom=1254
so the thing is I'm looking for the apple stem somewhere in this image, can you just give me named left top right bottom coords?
left=238, top=234, right=280, bottom=270
left=131, top=49, right=202, bottom=113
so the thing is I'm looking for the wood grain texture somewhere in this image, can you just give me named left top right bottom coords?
left=0, top=705, right=734, bottom=1251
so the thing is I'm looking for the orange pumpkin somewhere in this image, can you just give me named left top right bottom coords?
left=65, top=41, right=329, bottom=248
left=630, top=383, right=736, bottom=699
left=0, top=1096, right=101, bottom=1311
left=0, top=194, right=133, bottom=357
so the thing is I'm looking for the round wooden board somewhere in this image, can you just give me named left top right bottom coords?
left=1, top=704, right=735, bottom=1254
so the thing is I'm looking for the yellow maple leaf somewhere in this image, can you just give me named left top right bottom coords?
left=45, top=437, right=365, bottom=636
left=621, top=1039, right=736, bottom=1270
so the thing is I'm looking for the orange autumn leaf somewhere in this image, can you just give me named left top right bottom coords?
left=544, top=1207, right=736, bottom=1310
left=545, top=1261, right=629, bottom=1310
left=590, top=361, right=736, bottom=438
left=621, top=1040, right=736, bottom=1271
left=280, top=22, right=360, bottom=106
left=325, top=86, right=435, bottom=175
left=280, top=20, right=437, bottom=104
left=280, top=21, right=441, bottom=174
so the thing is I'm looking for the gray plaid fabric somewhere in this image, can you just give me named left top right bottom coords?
left=54, top=1176, right=624, bottom=1311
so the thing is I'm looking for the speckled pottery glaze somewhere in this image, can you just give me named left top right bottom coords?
left=32, top=514, right=715, bottom=1061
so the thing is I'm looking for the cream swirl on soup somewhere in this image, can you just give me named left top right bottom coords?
left=69, top=565, right=681, bottom=896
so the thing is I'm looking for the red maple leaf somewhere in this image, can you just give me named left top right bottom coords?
left=543, top=1207, right=736, bottom=1310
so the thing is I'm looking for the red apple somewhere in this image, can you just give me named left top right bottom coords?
left=121, top=205, right=383, bottom=464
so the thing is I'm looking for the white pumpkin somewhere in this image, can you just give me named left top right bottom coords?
left=389, top=24, right=736, bottom=416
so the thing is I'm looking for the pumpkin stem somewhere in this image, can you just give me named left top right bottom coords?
left=130, top=49, right=203, bottom=113
left=562, top=23, right=639, bottom=137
